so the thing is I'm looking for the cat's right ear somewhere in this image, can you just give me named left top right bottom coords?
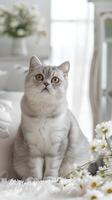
left=29, top=56, right=42, bottom=72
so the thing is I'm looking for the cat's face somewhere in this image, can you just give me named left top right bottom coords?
left=25, top=56, right=70, bottom=102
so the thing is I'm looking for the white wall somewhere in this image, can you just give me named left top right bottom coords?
left=0, top=0, right=51, bottom=59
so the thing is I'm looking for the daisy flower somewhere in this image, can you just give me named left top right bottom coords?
left=95, top=121, right=112, bottom=138
left=84, top=189, right=104, bottom=200
left=90, top=138, right=109, bottom=158
left=101, top=182, right=112, bottom=196
left=88, top=176, right=103, bottom=189
left=91, top=139, right=107, bottom=152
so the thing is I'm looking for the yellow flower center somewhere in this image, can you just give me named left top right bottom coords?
left=91, top=182, right=97, bottom=188
left=106, top=188, right=112, bottom=194
left=101, top=127, right=108, bottom=134
left=90, top=195, right=97, bottom=200
left=91, top=145, right=96, bottom=151
left=101, top=144, right=107, bottom=148
left=80, top=184, right=83, bottom=189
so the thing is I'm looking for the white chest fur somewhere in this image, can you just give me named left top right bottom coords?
left=21, top=112, right=70, bottom=156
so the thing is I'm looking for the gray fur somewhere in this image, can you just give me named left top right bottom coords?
left=13, top=56, right=90, bottom=180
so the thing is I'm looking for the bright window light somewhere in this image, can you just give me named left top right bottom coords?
left=51, top=0, right=94, bottom=20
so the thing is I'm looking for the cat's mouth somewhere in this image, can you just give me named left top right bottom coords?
left=41, top=87, right=49, bottom=93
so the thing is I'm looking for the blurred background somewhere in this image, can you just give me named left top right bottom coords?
left=0, top=0, right=112, bottom=142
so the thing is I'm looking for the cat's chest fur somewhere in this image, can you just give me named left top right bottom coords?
left=22, top=112, right=70, bottom=155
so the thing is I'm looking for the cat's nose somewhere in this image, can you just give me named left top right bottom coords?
left=44, top=82, right=49, bottom=87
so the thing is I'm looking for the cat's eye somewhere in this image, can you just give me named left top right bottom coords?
left=51, top=76, right=60, bottom=84
left=35, top=74, right=44, bottom=81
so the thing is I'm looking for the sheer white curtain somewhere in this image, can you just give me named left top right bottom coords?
left=50, top=0, right=94, bottom=141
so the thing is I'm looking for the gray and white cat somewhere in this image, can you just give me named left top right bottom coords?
left=13, top=56, right=90, bottom=180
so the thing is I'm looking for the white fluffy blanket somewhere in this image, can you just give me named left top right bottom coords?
left=0, top=178, right=108, bottom=200
left=0, top=179, right=75, bottom=200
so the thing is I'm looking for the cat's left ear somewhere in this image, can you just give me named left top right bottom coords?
left=29, top=56, right=42, bottom=72
left=58, top=61, right=70, bottom=75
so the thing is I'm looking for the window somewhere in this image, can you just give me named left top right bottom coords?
left=51, top=0, right=94, bottom=141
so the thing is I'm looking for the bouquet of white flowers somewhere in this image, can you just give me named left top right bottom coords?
left=0, top=3, right=46, bottom=38
left=50, top=121, right=112, bottom=199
